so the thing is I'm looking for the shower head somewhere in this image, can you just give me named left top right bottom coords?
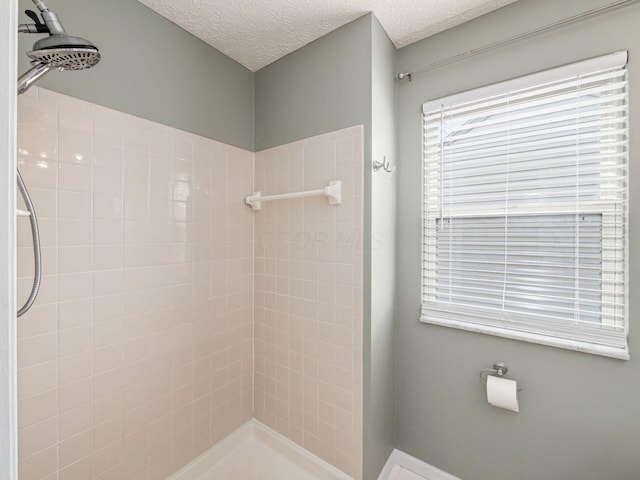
left=17, top=0, right=101, bottom=94
left=28, top=36, right=101, bottom=71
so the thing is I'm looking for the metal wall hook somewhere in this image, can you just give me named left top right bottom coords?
left=373, top=156, right=395, bottom=173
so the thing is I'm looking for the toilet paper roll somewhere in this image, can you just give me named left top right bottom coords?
left=486, top=375, right=519, bottom=412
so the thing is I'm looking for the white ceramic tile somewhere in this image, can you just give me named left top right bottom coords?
left=93, top=143, right=123, bottom=170
left=93, top=115, right=124, bottom=146
left=59, top=191, right=92, bottom=219
left=18, top=360, right=58, bottom=400
left=18, top=156, right=58, bottom=189
left=58, top=162, right=92, bottom=192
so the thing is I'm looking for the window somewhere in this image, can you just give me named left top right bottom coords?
left=421, top=51, right=629, bottom=359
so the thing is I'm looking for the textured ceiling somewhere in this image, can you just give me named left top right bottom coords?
left=136, top=0, right=518, bottom=72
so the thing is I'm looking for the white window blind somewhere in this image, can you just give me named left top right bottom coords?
left=421, top=52, right=629, bottom=359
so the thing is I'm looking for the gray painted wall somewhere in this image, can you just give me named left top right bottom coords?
left=366, top=16, right=397, bottom=480
left=17, top=0, right=254, bottom=150
left=254, top=15, right=372, bottom=152
left=395, top=1, right=640, bottom=479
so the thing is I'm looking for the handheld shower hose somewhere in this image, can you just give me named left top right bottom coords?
left=16, top=171, right=41, bottom=317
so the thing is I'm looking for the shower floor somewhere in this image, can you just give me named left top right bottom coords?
left=170, top=420, right=353, bottom=480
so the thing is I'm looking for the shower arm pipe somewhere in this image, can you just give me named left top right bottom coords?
left=18, top=23, right=47, bottom=34
left=31, top=0, right=50, bottom=12
left=397, top=0, right=640, bottom=80
left=17, top=63, right=53, bottom=95
left=245, top=181, right=342, bottom=211
left=16, top=170, right=42, bottom=318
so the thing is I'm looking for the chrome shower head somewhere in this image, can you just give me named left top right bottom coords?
left=18, top=0, right=101, bottom=94
left=28, top=35, right=101, bottom=71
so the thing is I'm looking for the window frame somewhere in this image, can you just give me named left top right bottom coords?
left=420, top=51, right=630, bottom=360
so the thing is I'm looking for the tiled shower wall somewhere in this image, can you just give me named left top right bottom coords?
left=253, top=127, right=364, bottom=479
left=16, top=88, right=254, bottom=480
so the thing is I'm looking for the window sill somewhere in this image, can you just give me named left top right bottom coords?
left=420, top=316, right=630, bottom=360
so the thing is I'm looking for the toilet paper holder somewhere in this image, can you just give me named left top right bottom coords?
left=480, top=361, right=509, bottom=385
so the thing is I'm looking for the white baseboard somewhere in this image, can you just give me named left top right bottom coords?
left=378, top=449, right=461, bottom=480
